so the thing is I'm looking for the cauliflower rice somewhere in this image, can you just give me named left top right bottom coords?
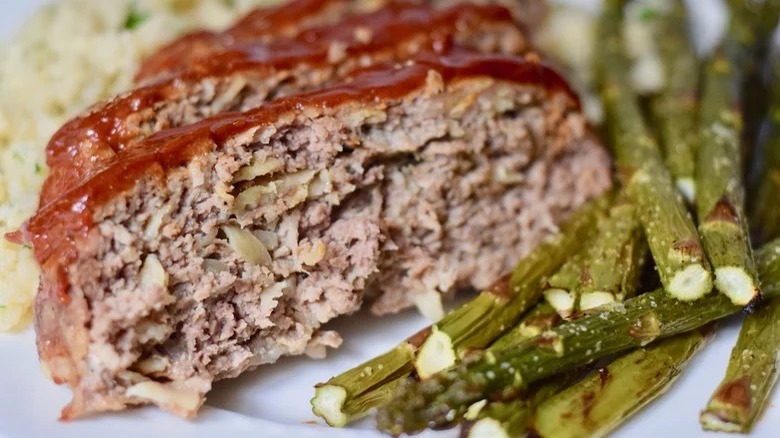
left=0, top=0, right=278, bottom=331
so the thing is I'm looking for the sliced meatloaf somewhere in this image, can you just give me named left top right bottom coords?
left=25, top=49, right=611, bottom=419
left=41, top=1, right=527, bottom=207
left=135, top=0, right=547, bottom=83
left=135, top=0, right=386, bottom=82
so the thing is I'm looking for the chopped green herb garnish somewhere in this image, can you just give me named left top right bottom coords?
left=124, top=5, right=149, bottom=30
left=639, top=7, right=657, bottom=22
left=34, top=162, right=42, bottom=174
left=22, top=244, right=32, bottom=250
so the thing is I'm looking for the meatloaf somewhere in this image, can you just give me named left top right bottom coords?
left=136, top=0, right=389, bottom=82
left=24, top=48, right=611, bottom=419
left=41, top=1, right=528, bottom=206
left=135, top=0, right=547, bottom=83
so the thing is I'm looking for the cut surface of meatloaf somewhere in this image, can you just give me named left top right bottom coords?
left=41, top=1, right=527, bottom=207
left=135, top=0, right=547, bottom=83
left=26, top=50, right=611, bottom=419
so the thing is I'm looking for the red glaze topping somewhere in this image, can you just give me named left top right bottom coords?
left=135, top=0, right=342, bottom=81
left=148, top=2, right=512, bottom=80
left=27, top=50, right=578, bottom=303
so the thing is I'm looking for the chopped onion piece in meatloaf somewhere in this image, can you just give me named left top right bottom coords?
left=25, top=50, right=610, bottom=419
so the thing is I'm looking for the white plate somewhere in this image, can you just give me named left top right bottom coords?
left=0, top=1, right=777, bottom=437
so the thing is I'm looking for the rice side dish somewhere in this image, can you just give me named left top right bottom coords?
left=0, top=0, right=279, bottom=331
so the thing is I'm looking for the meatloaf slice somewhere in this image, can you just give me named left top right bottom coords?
left=26, top=50, right=611, bottom=419
left=41, top=1, right=527, bottom=208
left=136, top=0, right=383, bottom=82
left=136, top=0, right=547, bottom=83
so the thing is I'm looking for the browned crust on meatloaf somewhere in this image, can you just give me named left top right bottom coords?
left=27, top=50, right=610, bottom=419
left=40, top=1, right=527, bottom=208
